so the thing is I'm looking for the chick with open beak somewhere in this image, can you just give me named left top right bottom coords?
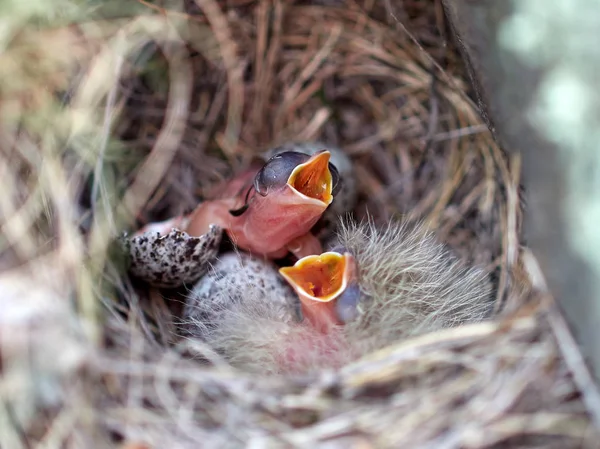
left=183, top=220, right=493, bottom=375
left=185, top=150, right=339, bottom=259
left=279, top=250, right=359, bottom=333
left=182, top=249, right=358, bottom=374
left=262, top=142, right=357, bottom=239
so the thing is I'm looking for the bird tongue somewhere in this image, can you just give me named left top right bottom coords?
left=286, top=151, right=333, bottom=205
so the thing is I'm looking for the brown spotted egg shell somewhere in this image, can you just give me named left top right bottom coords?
left=121, top=224, right=223, bottom=288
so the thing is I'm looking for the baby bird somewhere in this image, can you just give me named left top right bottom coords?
left=185, top=149, right=339, bottom=259
left=182, top=219, right=494, bottom=375
left=182, top=250, right=353, bottom=373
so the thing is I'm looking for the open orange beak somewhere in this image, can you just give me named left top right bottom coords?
left=286, top=151, right=334, bottom=207
left=279, top=251, right=356, bottom=333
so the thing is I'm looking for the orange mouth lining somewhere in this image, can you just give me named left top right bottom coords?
left=279, top=252, right=347, bottom=302
left=286, top=151, right=333, bottom=204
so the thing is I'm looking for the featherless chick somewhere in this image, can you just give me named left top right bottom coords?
left=185, top=149, right=338, bottom=259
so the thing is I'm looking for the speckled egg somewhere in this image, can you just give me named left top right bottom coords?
left=182, top=251, right=300, bottom=340
left=262, top=141, right=357, bottom=236
left=121, top=224, right=223, bottom=288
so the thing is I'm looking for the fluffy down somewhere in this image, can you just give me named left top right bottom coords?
left=189, top=296, right=356, bottom=375
left=336, top=219, right=494, bottom=353
left=182, top=251, right=300, bottom=340
left=183, top=220, right=494, bottom=375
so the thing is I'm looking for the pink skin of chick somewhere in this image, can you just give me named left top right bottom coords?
left=184, top=150, right=336, bottom=259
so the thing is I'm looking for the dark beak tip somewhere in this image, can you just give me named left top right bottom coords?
left=328, top=164, right=340, bottom=193
left=335, top=283, right=361, bottom=324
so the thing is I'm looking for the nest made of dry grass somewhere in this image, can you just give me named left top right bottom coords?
left=1, top=0, right=600, bottom=448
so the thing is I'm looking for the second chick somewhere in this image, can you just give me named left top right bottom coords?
left=183, top=220, right=494, bottom=375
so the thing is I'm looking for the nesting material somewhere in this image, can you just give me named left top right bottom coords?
left=2, top=0, right=599, bottom=448
left=0, top=260, right=87, bottom=437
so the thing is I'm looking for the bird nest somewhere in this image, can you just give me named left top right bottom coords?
left=1, top=0, right=598, bottom=448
